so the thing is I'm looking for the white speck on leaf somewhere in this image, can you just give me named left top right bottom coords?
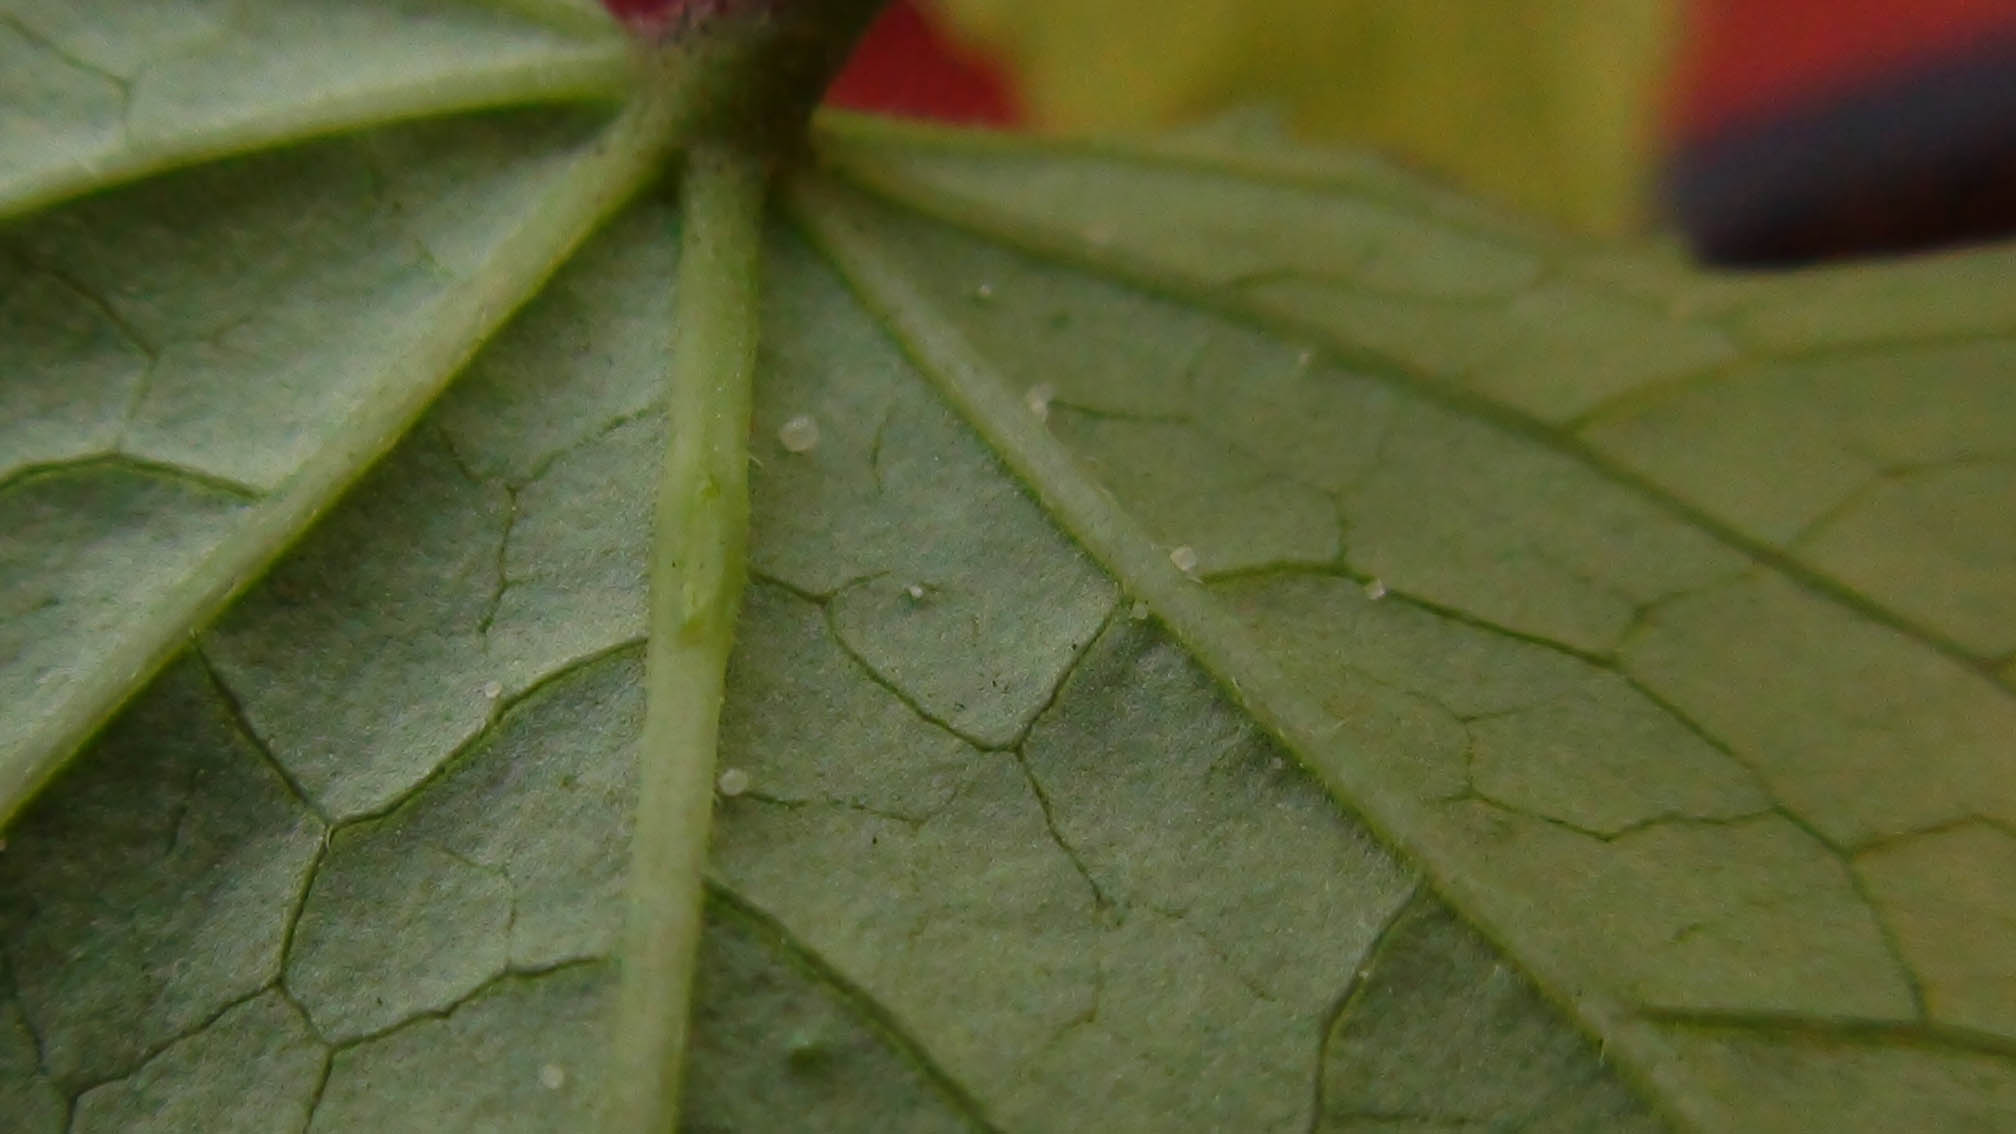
left=717, top=767, right=751, bottom=797
left=786, top=1028, right=826, bottom=1065
left=539, top=1063, right=566, bottom=1090
left=974, top=282, right=994, bottom=300
left=1364, top=578, right=1388, bottom=600
left=1128, top=600, right=1150, bottom=621
left=905, top=583, right=926, bottom=600
left=481, top=680, right=503, bottom=700
left=778, top=414, right=820, bottom=453
left=1025, top=383, right=1055, bottom=421
left=1170, top=546, right=1200, bottom=574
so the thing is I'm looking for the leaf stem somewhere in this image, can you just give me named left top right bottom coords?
left=606, top=141, right=767, bottom=1133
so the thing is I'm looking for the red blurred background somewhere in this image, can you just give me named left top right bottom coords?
left=826, top=0, right=1021, bottom=126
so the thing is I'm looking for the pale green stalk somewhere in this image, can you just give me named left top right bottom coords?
left=605, top=142, right=768, bottom=1134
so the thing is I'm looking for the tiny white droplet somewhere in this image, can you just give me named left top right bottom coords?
left=1364, top=578, right=1388, bottom=600
left=905, top=583, right=926, bottom=600
left=1169, top=546, right=1200, bottom=574
left=717, top=767, right=751, bottom=797
left=481, top=681, right=503, bottom=700
left=1024, top=383, right=1056, bottom=421
left=974, top=283, right=994, bottom=300
left=786, top=1028, right=826, bottom=1066
left=778, top=414, right=820, bottom=453
left=1128, top=600, right=1150, bottom=621
left=539, top=1063, right=566, bottom=1090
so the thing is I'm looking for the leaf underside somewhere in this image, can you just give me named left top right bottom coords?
left=3, top=3, right=2014, bottom=1131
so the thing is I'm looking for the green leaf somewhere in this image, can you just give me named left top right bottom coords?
left=0, top=0, right=623, bottom=220
left=0, top=0, right=679, bottom=823
left=5, top=4, right=2015, bottom=1131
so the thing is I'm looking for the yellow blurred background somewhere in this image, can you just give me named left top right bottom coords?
left=931, top=0, right=1679, bottom=234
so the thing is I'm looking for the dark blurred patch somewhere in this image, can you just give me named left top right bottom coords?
left=1669, top=27, right=2016, bottom=267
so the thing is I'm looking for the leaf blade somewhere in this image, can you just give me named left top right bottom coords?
left=0, top=91, right=690, bottom=827
left=5, top=12, right=2016, bottom=1127
left=794, top=164, right=2016, bottom=1126
left=0, top=0, right=626, bottom=220
left=815, top=122, right=2016, bottom=679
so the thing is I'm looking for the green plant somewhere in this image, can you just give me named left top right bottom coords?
left=2, top=2, right=2012, bottom=1131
